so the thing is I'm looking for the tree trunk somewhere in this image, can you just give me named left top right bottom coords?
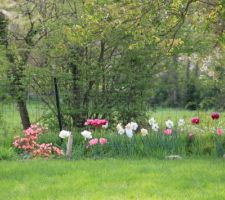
left=17, top=100, right=30, bottom=129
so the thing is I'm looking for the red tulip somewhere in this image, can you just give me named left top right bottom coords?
left=211, top=112, right=220, bottom=120
left=191, top=117, right=200, bottom=124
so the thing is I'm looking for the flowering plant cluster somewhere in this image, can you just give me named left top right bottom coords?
left=84, top=119, right=108, bottom=128
left=87, top=138, right=107, bottom=147
left=13, top=124, right=63, bottom=158
left=116, top=122, right=138, bottom=138
left=114, top=112, right=223, bottom=138
left=81, top=119, right=108, bottom=148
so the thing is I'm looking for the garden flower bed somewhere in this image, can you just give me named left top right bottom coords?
left=12, top=112, right=225, bottom=159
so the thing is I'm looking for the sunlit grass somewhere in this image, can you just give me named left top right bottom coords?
left=0, top=158, right=225, bottom=200
left=0, top=101, right=48, bottom=135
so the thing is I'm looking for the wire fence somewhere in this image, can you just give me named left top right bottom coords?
left=0, top=73, right=215, bottom=134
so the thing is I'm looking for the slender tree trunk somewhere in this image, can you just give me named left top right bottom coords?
left=17, top=100, right=30, bottom=129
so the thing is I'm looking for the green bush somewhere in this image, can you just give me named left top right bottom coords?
left=0, top=147, right=17, bottom=160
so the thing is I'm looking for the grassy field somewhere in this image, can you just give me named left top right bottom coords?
left=0, top=102, right=48, bottom=135
left=1, top=103, right=224, bottom=134
left=0, top=158, right=225, bottom=200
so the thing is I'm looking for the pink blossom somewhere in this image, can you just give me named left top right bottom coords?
left=13, top=124, right=63, bottom=158
left=191, top=117, right=200, bottom=124
left=84, top=119, right=108, bottom=127
left=164, top=129, right=172, bottom=135
left=99, top=138, right=107, bottom=145
left=217, top=128, right=223, bottom=136
left=88, top=138, right=98, bottom=146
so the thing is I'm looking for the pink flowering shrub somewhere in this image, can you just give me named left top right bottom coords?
left=13, top=124, right=63, bottom=158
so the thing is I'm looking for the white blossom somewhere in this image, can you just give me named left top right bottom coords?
left=125, top=123, right=133, bottom=138
left=102, top=122, right=108, bottom=129
left=149, top=117, right=156, bottom=126
left=118, top=128, right=125, bottom=135
left=152, top=123, right=159, bottom=132
left=116, top=123, right=123, bottom=130
left=130, top=122, right=138, bottom=131
left=141, top=128, right=148, bottom=136
left=81, top=130, right=92, bottom=139
left=116, top=123, right=125, bottom=135
left=178, top=119, right=185, bottom=126
left=165, top=120, right=174, bottom=129
left=59, top=130, right=71, bottom=139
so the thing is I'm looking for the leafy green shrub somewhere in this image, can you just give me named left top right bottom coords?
left=0, top=147, right=17, bottom=160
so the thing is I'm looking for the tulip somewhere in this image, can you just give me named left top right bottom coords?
left=191, top=117, right=200, bottom=124
left=59, top=130, right=71, bottom=139
left=164, top=129, right=172, bottom=135
left=217, top=128, right=223, bottom=136
left=211, top=112, right=220, bottom=120
left=99, top=138, right=107, bottom=145
left=81, top=130, right=92, bottom=139
left=165, top=120, right=174, bottom=129
left=88, top=138, right=98, bottom=146
left=140, top=128, right=148, bottom=136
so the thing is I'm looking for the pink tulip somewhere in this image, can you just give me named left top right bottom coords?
left=99, top=138, right=107, bottom=145
left=217, top=128, right=223, bottom=136
left=88, top=138, right=98, bottom=146
left=191, top=117, right=200, bottom=124
left=84, top=119, right=108, bottom=127
left=164, top=129, right=172, bottom=135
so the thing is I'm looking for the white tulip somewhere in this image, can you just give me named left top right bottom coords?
left=59, top=130, right=71, bottom=139
left=165, top=120, right=174, bottom=129
left=125, top=123, right=133, bottom=138
left=130, top=122, right=138, bottom=131
left=118, top=128, right=125, bottom=135
left=81, top=130, right=92, bottom=139
left=178, top=119, right=185, bottom=126
left=141, top=128, right=148, bottom=136
left=125, top=128, right=133, bottom=138
left=152, top=123, right=159, bottom=132
left=149, top=118, right=156, bottom=126
left=116, top=123, right=123, bottom=130
left=102, top=122, right=108, bottom=129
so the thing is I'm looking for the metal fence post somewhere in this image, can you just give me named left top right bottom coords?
left=53, top=77, right=63, bottom=133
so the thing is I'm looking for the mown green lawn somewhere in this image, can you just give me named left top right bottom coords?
left=0, top=158, right=225, bottom=200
